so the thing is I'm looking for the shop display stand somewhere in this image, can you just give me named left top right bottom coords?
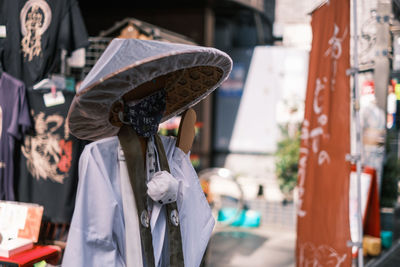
left=0, top=245, right=60, bottom=267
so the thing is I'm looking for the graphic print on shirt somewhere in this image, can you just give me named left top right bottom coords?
left=0, top=106, right=4, bottom=169
left=20, top=0, right=52, bottom=61
left=57, top=139, right=72, bottom=173
left=21, top=111, right=72, bottom=183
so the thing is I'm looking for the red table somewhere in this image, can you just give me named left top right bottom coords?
left=0, top=245, right=61, bottom=267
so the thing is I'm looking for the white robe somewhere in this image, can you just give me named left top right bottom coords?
left=62, top=135, right=215, bottom=267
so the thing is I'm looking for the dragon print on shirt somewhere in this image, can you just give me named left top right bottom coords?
left=20, top=0, right=52, bottom=61
left=21, top=111, right=72, bottom=183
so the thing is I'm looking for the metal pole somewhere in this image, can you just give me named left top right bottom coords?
left=351, top=0, right=364, bottom=266
left=374, top=0, right=391, bottom=113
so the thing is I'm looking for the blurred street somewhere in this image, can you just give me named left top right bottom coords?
left=203, top=200, right=296, bottom=267
left=205, top=224, right=295, bottom=267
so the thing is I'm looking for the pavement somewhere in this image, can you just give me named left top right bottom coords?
left=364, top=239, right=400, bottom=267
left=200, top=194, right=297, bottom=267
left=203, top=224, right=296, bottom=267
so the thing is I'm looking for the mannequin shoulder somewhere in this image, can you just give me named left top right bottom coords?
left=82, top=136, right=119, bottom=157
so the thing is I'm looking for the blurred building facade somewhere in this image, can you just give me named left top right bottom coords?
left=76, top=0, right=312, bottom=202
left=78, top=0, right=276, bottom=173
left=76, top=0, right=399, bottom=204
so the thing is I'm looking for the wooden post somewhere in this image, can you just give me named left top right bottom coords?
left=199, top=6, right=215, bottom=168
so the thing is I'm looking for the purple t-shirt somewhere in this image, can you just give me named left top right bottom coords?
left=0, top=72, right=31, bottom=200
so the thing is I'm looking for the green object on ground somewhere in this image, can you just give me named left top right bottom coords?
left=381, top=230, right=393, bottom=249
left=218, top=207, right=261, bottom=227
left=34, top=260, right=47, bottom=267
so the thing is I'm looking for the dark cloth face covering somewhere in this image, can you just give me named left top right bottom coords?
left=125, top=89, right=166, bottom=138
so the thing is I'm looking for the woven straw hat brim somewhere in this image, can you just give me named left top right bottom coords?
left=67, top=39, right=232, bottom=141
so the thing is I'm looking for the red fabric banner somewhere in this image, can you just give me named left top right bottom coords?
left=296, top=0, right=352, bottom=266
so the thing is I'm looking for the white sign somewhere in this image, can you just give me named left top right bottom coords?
left=228, top=46, right=309, bottom=153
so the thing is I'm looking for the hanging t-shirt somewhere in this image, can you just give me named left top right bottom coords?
left=0, top=72, right=31, bottom=200
left=16, top=89, right=86, bottom=223
left=0, top=0, right=89, bottom=87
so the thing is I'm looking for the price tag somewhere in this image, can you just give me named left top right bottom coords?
left=43, top=91, right=65, bottom=107
left=0, top=26, right=6, bottom=38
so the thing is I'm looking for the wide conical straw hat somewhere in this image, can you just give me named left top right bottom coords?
left=67, top=38, right=232, bottom=141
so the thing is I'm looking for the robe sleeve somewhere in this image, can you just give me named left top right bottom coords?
left=168, top=142, right=215, bottom=267
left=62, top=141, right=126, bottom=267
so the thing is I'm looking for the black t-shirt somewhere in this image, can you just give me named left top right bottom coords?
left=0, top=72, right=31, bottom=201
left=0, top=0, right=89, bottom=87
left=16, top=89, right=87, bottom=223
